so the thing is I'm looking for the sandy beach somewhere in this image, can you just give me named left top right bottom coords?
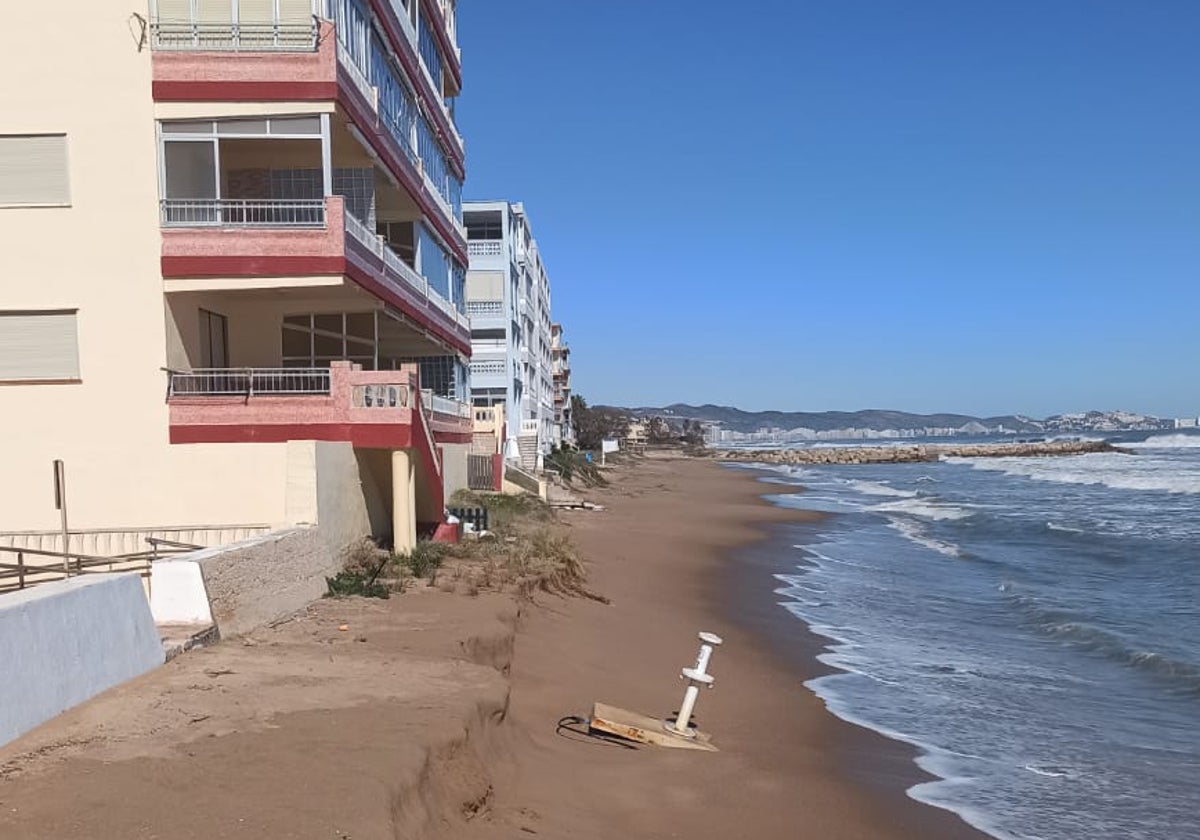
left=0, top=455, right=985, bottom=839
left=459, top=454, right=984, bottom=839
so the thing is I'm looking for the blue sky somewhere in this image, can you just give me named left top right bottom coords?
left=458, top=2, right=1200, bottom=419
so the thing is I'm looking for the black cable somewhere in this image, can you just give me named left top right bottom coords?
left=555, top=715, right=638, bottom=750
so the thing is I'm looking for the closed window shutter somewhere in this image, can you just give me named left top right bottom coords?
left=0, top=311, right=81, bottom=381
left=238, top=0, right=275, bottom=25
left=196, top=0, right=233, bottom=24
left=154, top=0, right=193, bottom=24
left=278, top=0, right=311, bottom=24
left=0, top=136, right=70, bottom=207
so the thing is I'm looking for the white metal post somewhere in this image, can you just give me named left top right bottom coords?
left=670, top=631, right=723, bottom=736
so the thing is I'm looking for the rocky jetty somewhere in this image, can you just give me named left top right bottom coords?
left=720, top=439, right=1126, bottom=466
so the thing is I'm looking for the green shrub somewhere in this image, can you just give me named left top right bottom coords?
left=325, top=570, right=390, bottom=599
left=395, top=540, right=448, bottom=580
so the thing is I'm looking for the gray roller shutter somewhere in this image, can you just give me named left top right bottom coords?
left=0, top=311, right=81, bottom=381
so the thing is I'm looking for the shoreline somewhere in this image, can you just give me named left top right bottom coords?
left=714, top=462, right=992, bottom=839
left=718, top=464, right=992, bottom=836
left=463, top=454, right=987, bottom=839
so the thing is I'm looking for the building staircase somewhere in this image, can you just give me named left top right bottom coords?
left=517, top=434, right=539, bottom=471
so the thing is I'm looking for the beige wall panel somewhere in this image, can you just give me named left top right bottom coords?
left=466, top=271, right=504, bottom=300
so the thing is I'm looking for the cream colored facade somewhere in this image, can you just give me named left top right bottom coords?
left=0, top=0, right=468, bottom=552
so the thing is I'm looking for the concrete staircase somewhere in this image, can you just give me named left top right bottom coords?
left=517, top=434, right=539, bottom=471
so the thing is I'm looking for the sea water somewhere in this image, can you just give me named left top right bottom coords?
left=747, top=431, right=1200, bottom=840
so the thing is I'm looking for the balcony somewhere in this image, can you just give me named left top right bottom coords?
left=161, top=198, right=326, bottom=228
left=150, top=16, right=466, bottom=256
left=421, top=390, right=473, bottom=437
left=465, top=298, right=505, bottom=330
left=150, top=20, right=318, bottom=52
left=160, top=196, right=469, bottom=354
left=167, top=363, right=420, bottom=447
left=469, top=357, right=508, bottom=390
left=467, top=240, right=503, bottom=258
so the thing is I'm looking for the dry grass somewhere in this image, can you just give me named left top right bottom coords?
left=327, top=494, right=606, bottom=603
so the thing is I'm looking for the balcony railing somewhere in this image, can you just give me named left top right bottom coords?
left=470, top=359, right=506, bottom=376
left=161, top=199, right=326, bottom=228
left=350, top=382, right=413, bottom=409
left=466, top=299, right=503, bottom=316
left=467, top=240, right=502, bottom=257
left=343, top=212, right=469, bottom=332
left=150, top=20, right=318, bottom=52
left=426, top=392, right=472, bottom=420
left=167, top=368, right=332, bottom=397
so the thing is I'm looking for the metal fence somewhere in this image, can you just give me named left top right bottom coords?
left=448, top=505, right=490, bottom=531
left=167, top=368, right=332, bottom=398
left=161, top=199, right=326, bottom=228
left=0, top=537, right=196, bottom=594
left=150, top=21, right=319, bottom=52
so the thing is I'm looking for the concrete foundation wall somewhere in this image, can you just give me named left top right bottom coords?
left=0, top=575, right=164, bottom=747
left=192, top=528, right=339, bottom=638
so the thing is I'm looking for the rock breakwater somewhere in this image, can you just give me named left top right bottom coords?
left=720, top=439, right=1126, bottom=466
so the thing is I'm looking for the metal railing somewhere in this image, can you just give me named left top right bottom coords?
left=422, top=390, right=472, bottom=419
left=343, top=212, right=470, bottom=332
left=468, top=240, right=501, bottom=255
left=466, top=299, right=503, bottom=316
left=336, top=45, right=377, bottom=108
left=0, top=536, right=206, bottom=594
left=161, top=198, right=326, bottom=228
left=150, top=20, right=319, bottom=52
left=167, top=368, right=332, bottom=398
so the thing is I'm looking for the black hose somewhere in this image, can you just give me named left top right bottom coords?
left=555, top=715, right=638, bottom=750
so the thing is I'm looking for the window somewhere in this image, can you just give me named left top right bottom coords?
left=0, top=310, right=80, bottom=382
left=464, top=211, right=502, bottom=240
left=282, top=312, right=378, bottom=368
left=199, top=309, right=228, bottom=368
left=0, top=135, right=70, bottom=207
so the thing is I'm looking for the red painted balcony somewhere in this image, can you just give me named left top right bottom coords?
left=167, top=362, right=421, bottom=447
left=167, top=362, right=472, bottom=446
left=160, top=196, right=469, bottom=354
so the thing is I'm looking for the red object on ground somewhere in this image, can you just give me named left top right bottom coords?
left=431, top=520, right=461, bottom=544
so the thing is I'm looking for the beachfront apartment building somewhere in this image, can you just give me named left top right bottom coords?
left=550, top=323, right=575, bottom=447
left=0, top=0, right=471, bottom=555
left=463, top=201, right=558, bottom=469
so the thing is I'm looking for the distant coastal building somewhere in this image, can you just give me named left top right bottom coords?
left=551, top=323, right=576, bottom=447
left=1175, top=418, right=1199, bottom=429
left=0, top=0, right=471, bottom=553
left=464, top=200, right=560, bottom=467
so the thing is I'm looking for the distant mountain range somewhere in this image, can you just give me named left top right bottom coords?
left=613, top=404, right=1169, bottom=437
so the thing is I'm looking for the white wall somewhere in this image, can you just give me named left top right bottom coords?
left=149, top=560, right=214, bottom=625
left=0, top=574, right=164, bottom=747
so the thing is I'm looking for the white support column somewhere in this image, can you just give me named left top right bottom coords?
left=392, top=449, right=416, bottom=553
left=320, top=112, right=333, bottom=197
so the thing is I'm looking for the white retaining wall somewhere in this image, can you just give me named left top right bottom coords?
left=189, top=527, right=340, bottom=638
left=0, top=574, right=164, bottom=747
left=149, top=560, right=214, bottom=625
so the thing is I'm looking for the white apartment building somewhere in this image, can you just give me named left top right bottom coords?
left=550, top=323, right=575, bottom=447
left=0, top=0, right=471, bottom=555
left=463, top=201, right=559, bottom=467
